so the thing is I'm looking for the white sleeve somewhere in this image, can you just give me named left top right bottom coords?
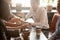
left=31, top=22, right=49, bottom=29
left=40, top=8, right=49, bottom=29
left=42, top=8, right=49, bottom=29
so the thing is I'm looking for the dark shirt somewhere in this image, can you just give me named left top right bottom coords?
left=0, top=19, right=7, bottom=40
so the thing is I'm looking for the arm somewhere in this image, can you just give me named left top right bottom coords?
left=25, top=9, right=33, bottom=20
left=6, top=22, right=32, bottom=29
left=8, top=17, right=22, bottom=22
left=4, top=20, right=31, bottom=29
left=4, top=21, right=19, bottom=27
left=50, top=14, right=59, bottom=33
left=8, top=13, right=20, bottom=23
left=8, top=17, right=25, bottom=25
left=4, top=22, right=27, bottom=29
left=30, top=22, right=49, bottom=29
left=40, top=7, right=49, bottom=29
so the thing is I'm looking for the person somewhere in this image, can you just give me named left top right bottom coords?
left=48, top=16, right=60, bottom=40
left=49, top=0, right=60, bottom=37
left=25, top=0, right=49, bottom=29
left=49, top=13, right=60, bottom=38
left=0, top=0, right=30, bottom=28
left=25, top=0, right=49, bottom=40
left=48, top=0, right=60, bottom=40
left=0, top=0, right=31, bottom=40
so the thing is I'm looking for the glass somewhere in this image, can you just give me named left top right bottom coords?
left=36, top=28, right=41, bottom=39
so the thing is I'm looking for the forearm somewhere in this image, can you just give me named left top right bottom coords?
left=30, top=23, right=49, bottom=29
left=25, top=13, right=32, bottom=20
left=6, top=26, right=23, bottom=29
left=8, top=18, right=19, bottom=22
left=4, top=22, right=19, bottom=27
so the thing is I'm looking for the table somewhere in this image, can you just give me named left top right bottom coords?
left=30, top=31, right=48, bottom=40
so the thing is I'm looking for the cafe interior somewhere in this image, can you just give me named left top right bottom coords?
left=0, top=0, right=60, bottom=40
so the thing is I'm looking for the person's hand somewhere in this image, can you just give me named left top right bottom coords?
left=20, top=23, right=32, bottom=29
left=8, top=17, right=24, bottom=25
left=8, top=18, right=21, bottom=22
left=25, top=23, right=32, bottom=28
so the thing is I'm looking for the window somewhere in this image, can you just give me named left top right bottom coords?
left=11, top=0, right=58, bottom=13
left=40, top=0, right=58, bottom=7
left=11, top=0, right=57, bottom=7
left=11, top=0, right=31, bottom=7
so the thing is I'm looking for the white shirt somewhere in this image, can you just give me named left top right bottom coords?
left=25, top=7, right=49, bottom=29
